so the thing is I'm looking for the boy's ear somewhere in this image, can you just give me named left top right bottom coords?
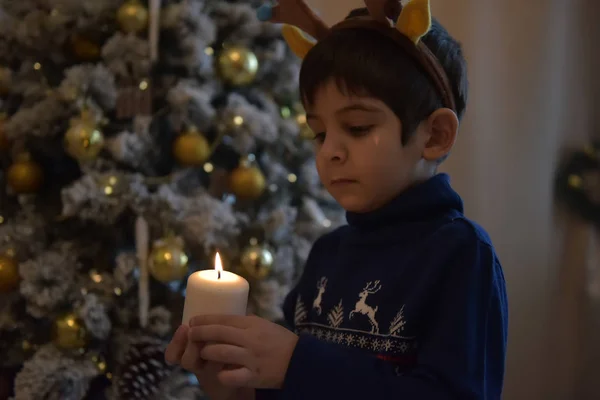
left=421, top=108, right=459, bottom=161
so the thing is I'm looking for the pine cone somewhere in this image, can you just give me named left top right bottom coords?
left=114, top=336, right=174, bottom=399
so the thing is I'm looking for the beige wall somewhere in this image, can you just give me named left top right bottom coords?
left=306, top=0, right=599, bottom=398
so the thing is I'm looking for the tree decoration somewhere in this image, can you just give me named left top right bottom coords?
left=7, top=152, right=44, bottom=194
left=295, top=112, right=314, bottom=140
left=217, top=45, right=259, bottom=86
left=0, top=113, right=10, bottom=151
left=96, top=173, right=127, bottom=197
left=52, top=312, right=88, bottom=350
left=172, top=126, right=211, bottom=167
left=113, top=336, right=173, bottom=399
left=148, top=235, right=189, bottom=283
left=70, top=34, right=102, bottom=61
left=0, top=253, right=20, bottom=292
left=282, top=102, right=313, bottom=139
left=0, top=66, right=12, bottom=96
left=117, top=0, right=150, bottom=34
left=555, top=141, right=600, bottom=225
left=64, top=109, right=105, bottom=162
left=229, top=155, right=267, bottom=200
left=240, top=243, right=274, bottom=279
left=116, top=80, right=153, bottom=120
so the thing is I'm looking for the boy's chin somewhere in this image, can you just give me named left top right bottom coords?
left=335, top=195, right=375, bottom=214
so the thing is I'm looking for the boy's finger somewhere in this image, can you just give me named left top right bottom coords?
left=189, top=314, right=251, bottom=328
left=200, top=343, right=250, bottom=367
left=189, top=325, right=247, bottom=347
left=181, top=342, right=206, bottom=372
left=165, top=325, right=189, bottom=365
left=217, top=366, right=253, bottom=388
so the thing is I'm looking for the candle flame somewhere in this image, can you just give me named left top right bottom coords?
left=215, top=252, right=223, bottom=279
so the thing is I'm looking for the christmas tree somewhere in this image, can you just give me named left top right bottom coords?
left=0, top=0, right=343, bottom=398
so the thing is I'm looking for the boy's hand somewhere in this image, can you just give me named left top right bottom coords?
left=165, top=325, right=253, bottom=400
left=189, top=315, right=299, bottom=389
left=165, top=324, right=191, bottom=366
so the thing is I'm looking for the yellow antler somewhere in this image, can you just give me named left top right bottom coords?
left=396, top=0, right=432, bottom=44
left=281, top=25, right=317, bottom=59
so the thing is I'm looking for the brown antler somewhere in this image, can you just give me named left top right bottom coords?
left=364, top=0, right=402, bottom=25
left=269, top=0, right=330, bottom=40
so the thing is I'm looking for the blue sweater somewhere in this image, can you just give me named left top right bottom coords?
left=258, top=174, right=508, bottom=399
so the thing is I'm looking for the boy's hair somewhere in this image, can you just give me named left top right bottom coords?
left=299, top=8, right=468, bottom=146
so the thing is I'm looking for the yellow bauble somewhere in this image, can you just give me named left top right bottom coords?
left=0, top=254, right=19, bottom=293
left=52, top=312, right=88, bottom=350
left=229, top=164, right=266, bottom=200
left=217, top=46, right=259, bottom=86
left=149, top=237, right=189, bottom=283
left=240, top=244, right=274, bottom=279
left=71, top=35, right=101, bottom=61
left=7, top=153, right=44, bottom=194
left=117, top=0, right=149, bottom=34
left=173, top=127, right=211, bottom=166
left=64, top=116, right=105, bottom=162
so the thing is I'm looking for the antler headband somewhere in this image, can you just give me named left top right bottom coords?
left=257, top=0, right=456, bottom=112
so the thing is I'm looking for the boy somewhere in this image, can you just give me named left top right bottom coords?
left=166, top=1, right=508, bottom=399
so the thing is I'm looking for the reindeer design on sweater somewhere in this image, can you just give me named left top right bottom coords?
left=349, top=280, right=382, bottom=334
left=312, top=277, right=328, bottom=315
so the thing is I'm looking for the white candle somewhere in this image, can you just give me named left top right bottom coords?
left=182, top=252, right=250, bottom=325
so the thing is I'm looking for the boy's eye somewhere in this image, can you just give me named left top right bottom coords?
left=313, top=132, right=325, bottom=142
left=347, top=125, right=374, bottom=136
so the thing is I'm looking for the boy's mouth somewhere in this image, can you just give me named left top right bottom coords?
left=330, top=178, right=358, bottom=186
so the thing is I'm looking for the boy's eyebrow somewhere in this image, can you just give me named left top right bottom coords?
left=336, top=104, right=383, bottom=114
left=306, top=104, right=383, bottom=120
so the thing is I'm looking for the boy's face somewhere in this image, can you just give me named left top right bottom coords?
left=305, top=81, right=434, bottom=213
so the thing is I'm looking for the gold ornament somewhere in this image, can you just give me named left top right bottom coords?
left=240, top=244, right=274, bottom=279
left=149, top=236, right=189, bottom=283
left=229, top=159, right=266, bottom=200
left=0, top=114, right=10, bottom=151
left=0, top=66, right=12, bottom=96
left=7, top=152, right=44, bottom=194
left=64, top=110, right=105, bottom=162
left=0, top=254, right=19, bottom=293
left=217, top=45, right=259, bottom=86
left=173, top=126, right=211, bottom=166
left=52, top=312, right=88, bottom=350
left=71, top=35, right=101, bottom=61
left=117, top=0, right=149, bottom=34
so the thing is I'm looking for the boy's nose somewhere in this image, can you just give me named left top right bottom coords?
left=320, top=135, right=348, bottom=163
